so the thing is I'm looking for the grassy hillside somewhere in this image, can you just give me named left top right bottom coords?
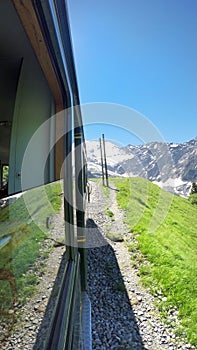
left=0, top=181, right=62, bottom=322
left=114, top=177, right=197, bottom=346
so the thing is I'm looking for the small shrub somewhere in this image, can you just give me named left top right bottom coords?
left=116, top=283, right=126, bottom=292
left=189, top=193, right=197, bottom=205
left=105, top=208, right=114, bottom=217
left=105, top=262, right=111, bottom=270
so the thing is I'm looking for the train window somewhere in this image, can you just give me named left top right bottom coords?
left=0, top=1, right=88, bottom=348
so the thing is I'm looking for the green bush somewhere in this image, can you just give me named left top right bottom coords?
left=189, top=193, right=197, bottom=205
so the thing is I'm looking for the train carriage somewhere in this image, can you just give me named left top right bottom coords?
left=0, top=1, right=90, bottom=349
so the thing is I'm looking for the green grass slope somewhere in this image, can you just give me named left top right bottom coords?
left=0, top=181, right=62, bottom=316
left=114, top=177, right=197, bottom=346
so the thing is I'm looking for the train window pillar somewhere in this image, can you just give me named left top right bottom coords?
left=64, top=106, right=78, bottom=262
left=74, top=111, right=87, bottom=291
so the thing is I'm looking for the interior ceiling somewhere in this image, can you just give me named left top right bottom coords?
left=0, top=1, right=36, bottom=58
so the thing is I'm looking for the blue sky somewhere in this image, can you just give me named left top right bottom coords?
left=67, top=0, right=197, bottom=146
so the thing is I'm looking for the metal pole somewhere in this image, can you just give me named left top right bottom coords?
left=99, top=137, right=105, bottom=186
left=102, top=134, right=109, bottom=187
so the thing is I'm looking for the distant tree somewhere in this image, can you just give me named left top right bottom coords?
left=189, top=182, right=197, bottom=205
left=189, top=193, right=197, bottom=205
left=190, top=182, right=197, bottom=195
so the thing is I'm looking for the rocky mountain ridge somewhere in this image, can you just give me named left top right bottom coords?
left=86, top=137, right=197, bottom=197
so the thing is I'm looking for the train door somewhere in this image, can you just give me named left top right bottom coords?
left=8, top=57, right=54, bottom=195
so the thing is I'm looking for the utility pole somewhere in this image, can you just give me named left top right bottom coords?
left=102, top=133, right=109, bottom=187
left=99, top=137, right=105, bottom=186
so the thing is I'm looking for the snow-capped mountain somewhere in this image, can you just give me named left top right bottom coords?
left=86, top=138, right=197, bottom=197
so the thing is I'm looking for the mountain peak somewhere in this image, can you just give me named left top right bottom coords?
left=87, top=138, right=197, bottom=197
